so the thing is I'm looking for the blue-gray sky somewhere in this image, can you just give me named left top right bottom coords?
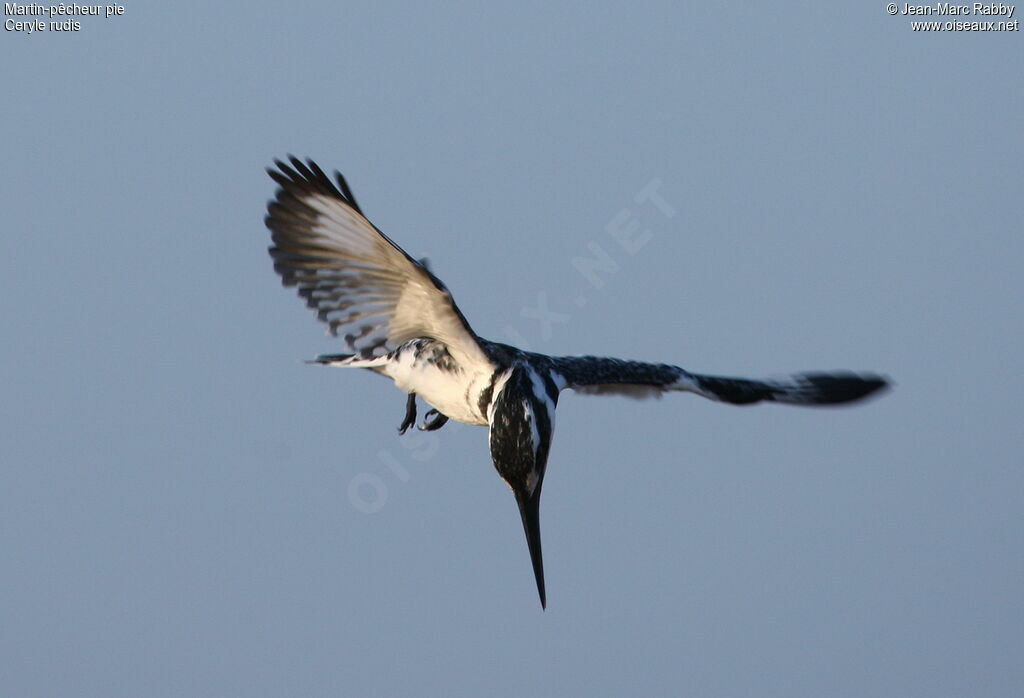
left=2, top=3, right=1021, bottom=696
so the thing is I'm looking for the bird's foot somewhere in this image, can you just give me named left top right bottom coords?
left=419, top=409, right=449, bottom=432
left=398, top=393, right=417, bottom=435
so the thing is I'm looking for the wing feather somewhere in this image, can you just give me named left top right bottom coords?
left=550, top=355, right=887, bottom=405
left=265, top=156, right=489, bottom=367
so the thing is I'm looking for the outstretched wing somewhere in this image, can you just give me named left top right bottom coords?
left=682, top=371, right=889, bottom=405
left=549, top=355, right=682, bottom=400
left=551, top=355, right=888, bottom=406
left=265, top=157, right=489, bottom=367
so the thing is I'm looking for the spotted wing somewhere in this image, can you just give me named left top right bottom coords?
left=549, top=355, right=682, bottom=400
left=265, top=157, right=489, bottom=367
left=552, top=355, right=888, bottom=405
left=682, top=371, right=890, bottom=405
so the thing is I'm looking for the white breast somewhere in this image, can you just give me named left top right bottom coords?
left=382, top=341, right=496, bottom=426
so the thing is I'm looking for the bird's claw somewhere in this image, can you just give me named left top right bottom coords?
left=399, top=395, right=448, bottom=433
left=398, top=393, right=417, bottom=435
left=419, top=408, right=449, bottom=432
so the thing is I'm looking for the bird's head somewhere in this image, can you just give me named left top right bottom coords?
left=487, top=364, right=556, bottom=495
left=488, top=363, right=558, bottom=608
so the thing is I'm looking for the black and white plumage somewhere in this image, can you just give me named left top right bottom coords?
left=264, top=157, right=889, bottom=609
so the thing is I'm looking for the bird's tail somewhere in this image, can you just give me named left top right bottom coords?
left=307, top=353, right=390, bottom=369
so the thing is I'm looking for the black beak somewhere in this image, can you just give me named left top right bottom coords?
left=515, top=488, right=546, bottom=610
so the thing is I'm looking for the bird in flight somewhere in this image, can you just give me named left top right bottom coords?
left=263, top=156, right=889, bottom=609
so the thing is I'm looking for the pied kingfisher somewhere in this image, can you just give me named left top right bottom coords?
left=264, top=157, right=889, bottom=609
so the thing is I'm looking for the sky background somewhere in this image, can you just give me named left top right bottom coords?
left=2, top=3, right=1022, bottom=696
